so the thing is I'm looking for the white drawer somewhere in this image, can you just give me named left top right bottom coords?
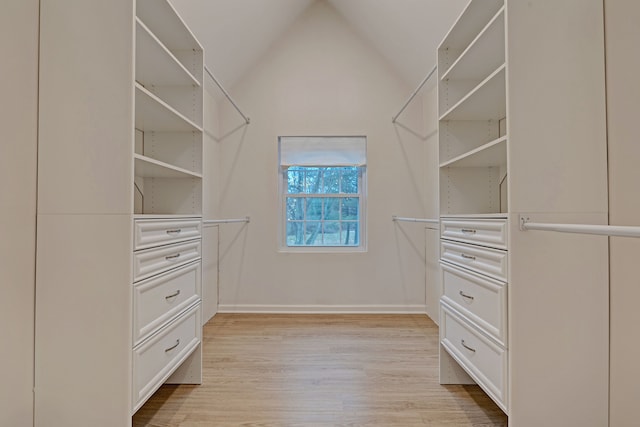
left=440, top=302, right=507, bottom=412
left=134, top=218, right=201, bottom=250
left=440, top=240, right=507, bottom=282
left=441, top=262, right=507, bottom=344
left=133, top=261, right=201, bottom=345
left=441, top=217, right=508, bottom=250
left=133, top=239, right=201, bottom=282
left=132, top=303, right=201, bottom=412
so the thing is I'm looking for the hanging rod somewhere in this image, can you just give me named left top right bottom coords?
left=520, top=215, right=640, bottom=238
left=203, top=217, right=250, bottom=227
left=392, top=216, right=439, bottom=225
left=392, top=64, right=438, bottom=123
left=204, top=66, right=250, bottom=125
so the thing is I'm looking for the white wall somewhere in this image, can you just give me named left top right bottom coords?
left=0, top=1, right=38, bottom=425
left=215, top=1, right=429, bottom=312
left=605, top=1, right=640, bottom=425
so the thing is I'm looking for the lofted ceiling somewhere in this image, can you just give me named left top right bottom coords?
left=169, top=0, right=468, bottom=90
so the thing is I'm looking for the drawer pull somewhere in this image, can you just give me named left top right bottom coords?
left=165, top=253, right=181, bottom=261
left=165, top=339, right=180, bottom=353
left=459, top=291, right=475, bottom=301
left=166, top=229, right=182, bottom=235
left=165, top=290, right=181, bottom=300
left=460, top=253, right=476, bottom=260
left=461, top=339, right=476, bottom=353
left=461, top=229, right=477, bottom=234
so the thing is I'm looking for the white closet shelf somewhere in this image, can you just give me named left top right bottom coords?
left=134, top=154, right=202, bottom=179
left=136, top=18, right=200, bottom=87
left=137, top=0, right=202, bottom=52
left=135, top=83, right=203, bottom=132
left=439, top=65, right=506, bottom=121
left=440, top=136, right=507, bottom=168
left=441, top=7, right=505, bottom=81
left=439, top=0, right=503, bottom=54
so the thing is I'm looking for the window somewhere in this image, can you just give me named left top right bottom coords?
left=279, top=136, right=366, bottom=250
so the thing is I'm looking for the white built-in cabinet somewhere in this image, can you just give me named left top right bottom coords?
left=437, top=1, right=609, bottom=426
left=35, top=0, right=204, bottom=425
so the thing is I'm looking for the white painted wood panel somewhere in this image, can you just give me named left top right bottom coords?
left=132, top=303, right=201, bottom=412
left=605, top=1, right=640, bottom=425
left=133, top=239, right=201, bottom=282
left=133, top=261, right=201, bottom=345
left=507, top=0, right=608, bottom=215
left=441, top=302, right=507, bottom=412
left=134, top=217, right=202, bottom=250
left=37, top=0, right=133, bottom=216
left=441, top=217, right=508, bottom=249
left=35, top=214, right=132, bottom=427
left=441, top=240, right=507, bottom=282
left=0, top=1, right=38, bottom=426
left=441, top=262, right=507, bottom=343
left=508, top=213, right=608, bottom=427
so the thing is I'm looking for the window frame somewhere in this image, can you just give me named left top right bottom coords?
left=278, top=138, right=367, bottom=253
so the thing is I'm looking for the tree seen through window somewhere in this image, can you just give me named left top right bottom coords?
left=285, top=167, right=360, bottom=246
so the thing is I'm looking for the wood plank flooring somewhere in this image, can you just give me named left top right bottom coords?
left=133, top=314, right=507, bottom=426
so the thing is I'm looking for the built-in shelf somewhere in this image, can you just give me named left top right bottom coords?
left=137, top=0, right=202, bottom=53
left=134, top=154, right=202, bottom=179
left=440, top=136, right=507, bottom=168
left=438, top=0, right=504, bottom=69
left=136, top=18, right=200, bottom=87
left=441, top=8, right=505, bottom=82
left=439, top=65, right=506, bottom=121
left=135, top=83, right=203, bottom=132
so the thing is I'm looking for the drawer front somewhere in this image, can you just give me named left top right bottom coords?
left=134, top=218, right=201, bottom=250
left=441, top=218, right=507, bottom=249
left=133, top=304, right=201, bottom=412
left=440, top=302, right=507, bottom=411
left=440, top=240, right=507, bottom=282
left=441, top=262, right=507, bottom=343
left=133, top=239, right=201, bottom=282
left=133, top=261, right=201, bottom=345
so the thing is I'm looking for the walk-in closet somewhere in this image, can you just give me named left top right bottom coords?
left=2, top=1, right=639, bottom=426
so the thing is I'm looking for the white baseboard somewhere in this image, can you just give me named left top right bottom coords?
left=217, top=304, right=427, bottom=314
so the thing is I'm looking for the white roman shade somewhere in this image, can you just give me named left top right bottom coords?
left=279, top=136, right=367, bottom=167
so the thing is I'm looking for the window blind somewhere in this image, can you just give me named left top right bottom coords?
left=279, top=136, right=366, bottom=167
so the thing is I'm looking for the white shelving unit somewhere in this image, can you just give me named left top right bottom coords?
left=35, top=0, right=205, bottom=425
left=437, top=1, right=609, bottom=426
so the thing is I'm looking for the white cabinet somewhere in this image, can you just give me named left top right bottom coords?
left=440, top=215, right=508, bottom=410
left=35, top=1, right=205, bottom=425
left=131, top=216, right=202, bottom=411
left=437, top=1, right=609, bottom=426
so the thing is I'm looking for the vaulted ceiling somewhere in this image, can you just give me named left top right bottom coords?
left=169, top=0, right=468, bottom=90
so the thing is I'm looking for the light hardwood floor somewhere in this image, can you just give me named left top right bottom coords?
left=133, top=314, right=507, bottom=426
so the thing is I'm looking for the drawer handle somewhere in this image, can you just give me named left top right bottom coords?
left=461, top=229, right=477, bottom=234
left=165, top=253, right=181, bottom=261
left=459, top=291, right=474, bottom=301
left=166, top=229, right=182, bottom=235
left=461, top=339, right=476, bottom=353
left=165, top=339, right=180, bottom=353
left=165, top=290, right=181, bottom=300
left=460, top=253, right=476, bottom=260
